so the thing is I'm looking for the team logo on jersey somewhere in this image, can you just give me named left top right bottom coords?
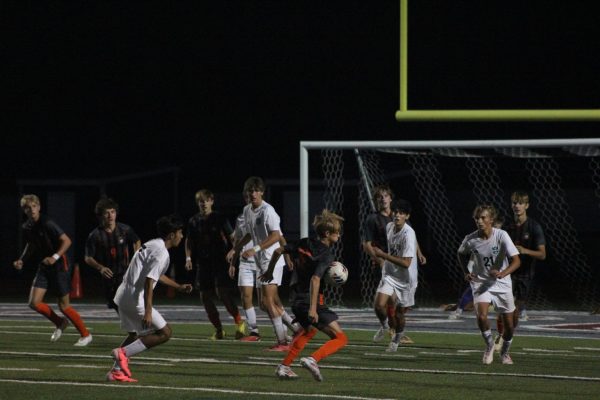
left=118, top=237, right=124, bottom=244
left=492, top=245, right=499, bottom=256
left=523, top=233, right=530, bottom=240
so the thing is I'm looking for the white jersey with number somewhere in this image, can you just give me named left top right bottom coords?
left=114, top=238, right=170, bottom=307
left=234, top=213, right=256, bottom=271
left=458, top=228, right=519, bottom=294
left=382, top=222, right=418, bottom=290
left=242, top=200, right=285, bottom=271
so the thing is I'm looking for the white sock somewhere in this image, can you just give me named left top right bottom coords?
left=482, top=329, right=493, bottom=349
left=281, top=311, right=296, bottom=330
left=501, top=338, right=513, bottom=355
left=123, top=339, right=147, bottom=358
left=271, top=316, right=287, bottom=343
left=244, top=307, right=259, bottom=332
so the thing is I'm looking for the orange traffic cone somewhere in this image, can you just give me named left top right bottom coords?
left=70, top=263, right=83, bottom=299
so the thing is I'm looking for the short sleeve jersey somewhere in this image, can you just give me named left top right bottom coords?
left=85, top=222, right=140, bottom=275
left=242, top=201, right=285, bottom=269
left=364, top=213, right=393, bottom=252
left=233, top=212, right=256, bottom=269
left=458, top=228, right=519, bottom=294
left=285, top=238, right=333, bottom=304
left=382, top=222, right=418, bottom=289
left=186, top=212, right=233, bottom=259
left=506, top=217, right=545, bottom=279
left=22, top=214, right=65, bottom=265
left=115, top=238, right=170, bottom=305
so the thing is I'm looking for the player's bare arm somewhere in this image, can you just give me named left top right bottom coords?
left=372, top=247, right=411, bottom=268
left=241, top=230, right=280, bottom=259
left=159, top=274, right=193, bottom=293
left=42, top=233, right=71, bottom=266
left=84, top=255, right=113, bottom=279
left=259, top=246, right=284, bottom=283
left=309, top=275, right=321, bottom=324
left=143, top=277, right=155, bottom=329
left=13, top=243, right=30, bottom=270
left=515, top=244, right=546, bottom=261
left=491, top=255, right=521, bottom=279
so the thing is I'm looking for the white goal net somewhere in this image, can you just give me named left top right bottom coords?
left=301, top=139, right=600, bottom=311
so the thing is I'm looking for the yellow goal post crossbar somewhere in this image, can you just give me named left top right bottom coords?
left=395, top=0, right=600, bottom=121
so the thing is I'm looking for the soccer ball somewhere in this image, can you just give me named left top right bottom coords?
left=325, top=261, right=348, bottom=287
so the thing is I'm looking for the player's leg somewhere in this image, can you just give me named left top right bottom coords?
left=261, top=283, right=288, bottom=348
left=53, top=266, right=92, bottom=347
left=302, top=315, right=347, bottom=381
left=373, top=281, right=392, bottom=342
left=473, top=291, right=494, bottom=364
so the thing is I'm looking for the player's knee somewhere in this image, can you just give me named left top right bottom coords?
left=159, top=325, right=173, bottom=342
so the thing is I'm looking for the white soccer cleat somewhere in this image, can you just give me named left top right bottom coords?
left=482, top=347, right=494, bottom=365
left=385, top=341, right=399, bottom=352
left=51, top=318, right=69, bottom=342
left=300, top=356, right=323, bottom=382
left=373, top=327, right=386, bottom=342
left=74, top=334, right=93, bottom=347
left=494, top=335, right=504, bottom=353
left=276, top=364, right=299, bottom=379
left=501, top=353, right=514, bottom=365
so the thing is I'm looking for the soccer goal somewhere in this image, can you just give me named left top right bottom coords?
left=300, top=139, right=600, bottom=310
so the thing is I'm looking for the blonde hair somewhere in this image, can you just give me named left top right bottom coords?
left=472, top=204, right=498, bottom=220
left=20, top=194, right=40, bottom=208
left=195, top=189, right=214, bottom=202
left=313, top=209, right=344, bottom=237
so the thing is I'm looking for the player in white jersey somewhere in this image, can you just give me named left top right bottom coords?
left=371, top=199, right=418, bottom=352
left=230, top=176, right=299, bottom=351
left=106, top=215, right=193, bottom=382
left=457, top=204, right=520, bottom=366
left=227, top=192, right=261, bottom=341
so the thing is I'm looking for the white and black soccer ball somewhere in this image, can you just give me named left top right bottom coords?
left=324, top=261, right=348, bottom=287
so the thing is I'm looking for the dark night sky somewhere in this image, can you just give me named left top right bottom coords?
left=3, top=1, right=600, bottom=191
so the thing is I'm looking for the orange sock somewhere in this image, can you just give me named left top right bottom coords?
left=61, top=306, right=89, bottom=336
left=311, top=332, right=348, bottom=363
left=496, top=316, right=504, bottom=336
left=283, top=328, right=317, bottom=366
left=33, top=303, right=63, bottom=326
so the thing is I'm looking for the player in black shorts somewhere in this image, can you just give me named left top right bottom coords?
left=495, top=191, right=546, bottom=351
left=184, top=189, right=244, bottom=340
left=84, top=197, right=141, bottom=313
left=261, top=209, right=348, bottom=381
left=12, top=194, right=92, bottom=346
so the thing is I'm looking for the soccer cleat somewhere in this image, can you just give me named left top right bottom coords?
left=494, top=335, right=504, bottom=353
left=51, top=318, right=69, bottom=342
left=388, top=328, right=396, bottom=338
left=265, top=343, right=290, bottom=352
left=399, top=335, right=414, bottom=344
left=386, top=341, right=399, bottom=352
left=373, top=327, right=386, bottom=342
left=240, top=332, right=261, bottom=342
left=501, top=353, right=514, bottom=365
left=300, top=356, right=323, bottom=382
left=106, top=369, right=138, bottom=383
left=235, top=321, right=248, bottom=339
left=448, top=310, right=463, bottom=320
left=211, top=329, right=226, bottom=340
left=482, top=347, right=494, bottom=365
left=276, top=364, right=299, bottom=379
left=74, top=334, right=93, bottom=347
left=112, top=347, right=131, bottom=377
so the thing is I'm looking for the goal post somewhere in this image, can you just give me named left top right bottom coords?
left=300, top=139, right=600, bottom=310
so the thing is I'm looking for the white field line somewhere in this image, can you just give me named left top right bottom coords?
left=1, top=350, right=599, bottom=382
left=0, top=368, right=41, bottom=371
left=0, top=379, right=396, bottom=400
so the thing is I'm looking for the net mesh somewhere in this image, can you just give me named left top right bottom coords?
left=320, top=149, right=345, bottom=306
left=316, top=144, right=600, bottom=310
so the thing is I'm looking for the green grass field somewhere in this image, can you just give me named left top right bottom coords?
left=0, top=319, right=599, bottom=400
